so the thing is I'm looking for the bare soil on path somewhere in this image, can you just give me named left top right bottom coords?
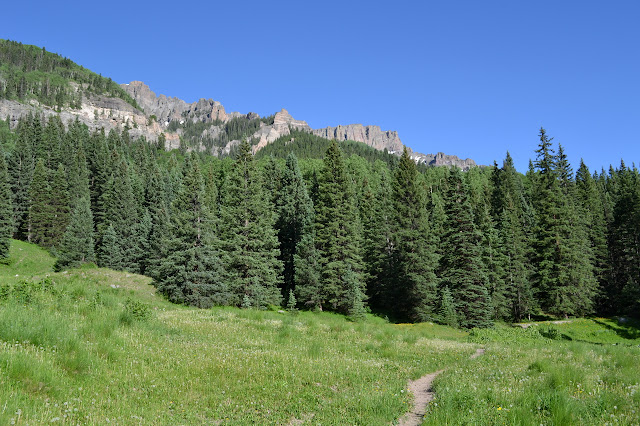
left=397, top=348, right=485, bottom=426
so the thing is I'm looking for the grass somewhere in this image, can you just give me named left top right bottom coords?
left=423, top=323, right=640, bottom=425
left=0, top=240, right=475, bottom=424
left=1, top=239, right=639, bottom=425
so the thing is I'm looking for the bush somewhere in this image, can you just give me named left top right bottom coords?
left=120, top=298, right=152, bottom=324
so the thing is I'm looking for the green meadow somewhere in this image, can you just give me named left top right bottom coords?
left=1, top=240, right=639, bottom=425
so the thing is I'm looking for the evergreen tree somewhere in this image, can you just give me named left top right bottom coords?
left=607, top=163, right=640, bottom=315
left=439, top=286, right=459, bottom=328
left=276, top=153, right=314, bottom=299
left=439, top=168, right=492, bottom=328
left=28, top=158, right=51, bottom=246
left=54, top=197, right=95, bottom=271
left=362, top=165, right=395, bottom=312
left=390, top=147, right=439, bottom=321
left=0, top=151, right=13, bottom=259
left=47, top=163, right=70, bottom=248
left=294, top=231, right=323, bottom=309
left=8, top=115, right=36, bottom=239
left=157, top=155, right=226, bottom=308
left=219, top=140, right=283, bottom=308
left=313, top=141, right=365, bottom=313
left=531, top=129, right=598, bottom=317
left=98, top=223, right=120, bottom=269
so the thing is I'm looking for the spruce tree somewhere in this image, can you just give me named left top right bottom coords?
left=0, top=151, right=13, bottom=259
left=54, top=197, right=95, bottom=271
left=28, top=158, right=51, bottom=246
left=390, top=147, right=439, bottom=321
left=157, top=155, right=226, bottom=308
left=47, top=163, right=70, bottom=248
left=98, top=223, right=121, bottom=269
left=531, top=129, right=598, bottom=317
left=313, top=141, right=365, bottom=313
left=361, top=166, right=395, bottom=313
left=219, top=140, right=282, bottom=308
left=439, top=168, right=492, bottom=328
left=8, top=115, right=36, bottom=239
left=276, top=153, right=314, bottom=300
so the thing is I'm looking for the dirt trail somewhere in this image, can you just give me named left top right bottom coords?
left=397, top=348, right=485, bottom=426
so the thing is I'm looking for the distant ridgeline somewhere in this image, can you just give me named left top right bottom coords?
left=0, top=39, right=140, bottom=111
left=0, top=111, right=638, bottom=327
left=0, top=40, right=638, bottom=326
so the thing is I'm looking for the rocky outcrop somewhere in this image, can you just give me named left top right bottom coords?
left=312, top=124, right=404, bottom=153
left=2, top=78, right=479, bottom=168
left=249, top=109, right=311, bottom=153
left=412, top=152, right=476, bottom=171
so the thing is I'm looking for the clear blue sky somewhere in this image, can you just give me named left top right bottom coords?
left=3, top=1, right=639, bottom=172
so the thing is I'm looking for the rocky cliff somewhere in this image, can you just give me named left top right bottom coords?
left=1, top=77, right=478, bottom=169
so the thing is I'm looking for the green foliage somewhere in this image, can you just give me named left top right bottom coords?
left=54, top=197, right=95, bottom=271
left=0, top=39, right=141, bottom=110
left=120, top=297, right=152, bottom=324
left=312, top=141, right=366, bottom=314
left=219, top=140, right=283, bottom=308
left=0, top=150, right=13, bottom=259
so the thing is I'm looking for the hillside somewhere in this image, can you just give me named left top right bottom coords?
left=0, top=39, right=477, bottom=166
left=1, top=240, right=638, bottom=424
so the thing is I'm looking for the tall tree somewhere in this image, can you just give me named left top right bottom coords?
left=54, top=197, right=95, bottom=271
left=439, top=168, right=492, bottom=328
left=390, top=147, right=439, bottom=321
left=28, top=158, right=51, bottom=246
left=312, top=141, right=365, bottom=314
left=47, top=163, right=70, bottom=248
left=157, top=155, right=226, bottom=308
left=219, top=140, right=282, bottom=308
left=276, top=153, right=314, bottom=302
left=0, top=150, right=13, bottom=259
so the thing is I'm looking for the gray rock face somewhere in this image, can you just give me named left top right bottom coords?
left=312, top=124, right=404, bottom=153
left=2, top=79, right=479, bottom=169
left=411, top=152, right=476, bottom=171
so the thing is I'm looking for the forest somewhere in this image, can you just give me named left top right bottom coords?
left=0, top=113, right=638, bottom=327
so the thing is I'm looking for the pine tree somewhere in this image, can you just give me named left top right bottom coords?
left=439, top=168, right=492, bottom=328
left=531, top=129, right=598, bottom=317
left=98, top=223, right=121, bottom=269
left=28, top=158, right=51, bottom=246
left=8, top=115, right=36, bottom=239
left=294, top=231, right=323, bottom=310
left=313, top=141, right=365, bottom=313
left=439, top=286, right=458, bottom=328
left=54, top=197, right=95, bottom=271
left=607, top=163, right=640, bottom=315
left=157, top=155, right=226, bottom=308
left=0, top=151, right=13, bottom=259
left=276, top=153, right=314, bottom=300
left=390, top=147, right=439, bottom=321
left=362, top=165, right=395, bottom=313
left=47, top=163, right=70, bottom=248
left=219, top=140, right=282, bottom=308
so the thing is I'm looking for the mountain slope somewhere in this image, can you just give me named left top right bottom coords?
left=0, top=39, right=476, bottom=168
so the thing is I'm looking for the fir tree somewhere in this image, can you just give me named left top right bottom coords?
left=390, top=147, right=439, bottom=321
left=276, top=153, right=314, bottom=299
left=98, top=224, right=120, bottom=269
left=439, top=168, right=492, bottom=328
left=47, top=163, right=70, bottom=248
left=219, top=140, right=282, bottom=308
left=0, top=151, right=13, bottom=259
left=313, top=141, right=365, bottom=313
left=157, top=155, right=226, bottom=308
left=28, top=158, right=51, bottom=246
left=54, top=197, right=95, bottom=271
left=8, top=115, right=36, bottom=239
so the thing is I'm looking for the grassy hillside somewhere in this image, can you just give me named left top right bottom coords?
left=0, top=39, right=141, bottom=111
left=1, top=240, right=638, bottom=425
left=0, top=240, right=476, bottom=424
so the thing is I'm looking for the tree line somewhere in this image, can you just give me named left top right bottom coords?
left=0, top=114, right=638, bottom=326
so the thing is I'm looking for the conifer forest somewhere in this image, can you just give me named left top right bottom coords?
left=1, top=113, right=638, bottom=327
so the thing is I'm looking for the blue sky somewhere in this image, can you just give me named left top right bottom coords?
left=2, top=1, right=638, bottom=172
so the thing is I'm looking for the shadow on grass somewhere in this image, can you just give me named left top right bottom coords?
left=593, top=317, right=640, bottom=340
